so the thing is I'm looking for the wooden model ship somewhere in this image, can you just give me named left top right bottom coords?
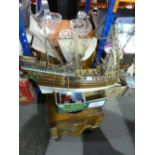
left=20, top=10, right=120, bottom=90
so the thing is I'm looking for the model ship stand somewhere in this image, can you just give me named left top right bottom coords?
left=46, top=94, right=104, bottom=140
left=46, top=84, right=127, bottom=140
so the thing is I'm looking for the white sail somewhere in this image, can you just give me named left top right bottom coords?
left=81, top=37, right=97, bottom=61
left=29, top=15, right=61, bottom=61
left=58, top=37, right=97, bottom=62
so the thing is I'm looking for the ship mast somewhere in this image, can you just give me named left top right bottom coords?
left=43, top=10, right=49, bottom=67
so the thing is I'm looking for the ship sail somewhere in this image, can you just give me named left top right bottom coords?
left=81, top=37, right=97, bottom=61
left=58, top=37, right=97, bottom=62
left=29, top=15, right=61, bottom=61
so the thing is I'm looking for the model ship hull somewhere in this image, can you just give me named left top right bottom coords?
left=20, top=55, right=119, bottom=89
left=21, top=66, right=119, bottom=89
left=41, top=74, right=118, bottom=88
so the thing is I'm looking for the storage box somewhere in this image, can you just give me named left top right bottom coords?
left=55, top=91, right=107, bottom=113
left=19, top=78, right=36, bottom=104
left=54, top=85, right=127, bottom=113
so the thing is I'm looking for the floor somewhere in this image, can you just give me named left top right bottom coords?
left=19, top=89, right=135, bottom=155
